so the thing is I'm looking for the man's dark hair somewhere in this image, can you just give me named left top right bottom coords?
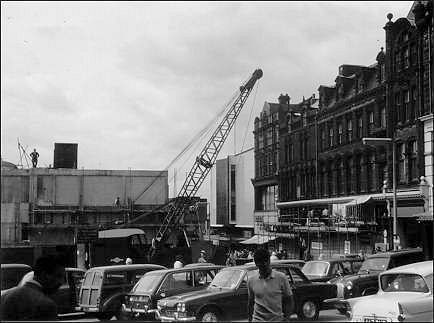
left=33, top=254, right=66, bottom=276
left=254, top=248, right=270, bottom=263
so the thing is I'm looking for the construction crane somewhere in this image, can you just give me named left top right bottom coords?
left=150, top=68, right=263, bottom=263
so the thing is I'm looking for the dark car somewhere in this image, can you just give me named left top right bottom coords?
left=302, top=258, right=363, bottom=282
left=0, top=264, right=32, bottom=292
left=19, top=268, right=85, bottom=314
left=325, top=248, right=425, bottom=313
left=78, top=264, right=166, bottom=320
left=121, top=264, right=223, bottom=320
left=156, top=263, right=336, bottom=321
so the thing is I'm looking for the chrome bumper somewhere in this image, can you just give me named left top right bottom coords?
left=155, top=310, right=196, bottom=322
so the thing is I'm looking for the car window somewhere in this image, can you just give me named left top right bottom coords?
left=341, top=261, right=352, bottom=274
left=194, top=269, right=215, bottom=286
left=92, top=271, right=103, bottom=287
left=133, top=272, right=164, bottom=293
left=83, top=272, right=94, bottom=286
left=351, top=261, right=363, bottom=273
left=359, top=257, right=389, bottom=272
left=289, top=267, right=309, bottom=283
left=425, top=274, right=433, bottom=292
left=129, top=269, right=148, bottom=285
left=381, top=274, right=429, bottom=293
left=160, top=272, right=190, bottom=291
left=330, top=263, right=341, bottom=276
left=302, top=261, right=329, bottom=276
left=105, top=271, right=127, bottom=285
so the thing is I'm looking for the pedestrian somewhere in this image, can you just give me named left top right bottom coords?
left=125, top=257, right=133, bottom=265
left=225, top=250, right=236, bottom=266
left=30, top=148, right=39, bottom=168
left=270, top=251, right=279, bottom=261
left=174, top=255, right=184, bottom=268
left=198, top=250, right=207, bottom=263
left=1, top=254, right=66, bottom=321
left=247, top=248, right=294, bottom=322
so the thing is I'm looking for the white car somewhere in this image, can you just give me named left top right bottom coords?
left=343, top=260, right=433, bottom=322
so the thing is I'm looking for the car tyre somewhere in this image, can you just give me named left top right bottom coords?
left=199, top=309, right=221, bottom=322
left=297, top=299, right=319, bottom=321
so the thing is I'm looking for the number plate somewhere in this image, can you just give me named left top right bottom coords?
left=363, top=317, right=389, bottom=322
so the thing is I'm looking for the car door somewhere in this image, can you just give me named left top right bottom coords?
left=223, top=270, right=249, bottom=320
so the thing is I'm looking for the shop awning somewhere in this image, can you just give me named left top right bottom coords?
left=240, top=235, right=276, bottom=245
left=98, top=228, right=145, bottom=238
left=277, top=190, right=424, bottom=208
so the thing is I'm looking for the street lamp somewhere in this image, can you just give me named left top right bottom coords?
left=362, top=137, right=398, bottom=250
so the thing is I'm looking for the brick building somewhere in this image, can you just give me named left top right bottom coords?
left=253, top=1, right=433, bottom=259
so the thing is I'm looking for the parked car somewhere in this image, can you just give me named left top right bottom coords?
left=78, top=264, right=166, bottom=320
left=121, top=264, right=223, bottom=320
left=244, top=259, right=305, bottom=269
left=19, top=268, right=85, bottom=314
left=302, top=258, right=363, bottom=282
left=156, top=262, right=336, bottom=321
left=325, top=248, right=425, bottom=314
left=339, top=260, right=433, bottom=322
left=0, top=264, right=32, bottom=292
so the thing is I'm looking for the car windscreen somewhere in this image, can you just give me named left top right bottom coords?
left=381, top=273, right=430, bottom=293
left=302, top=261, right=329, bottom=276
left=132, top=272, right=164, bottom=293
left=209, top=269, right=244, bottom=289
left=359, top=257, right=389, bottom=273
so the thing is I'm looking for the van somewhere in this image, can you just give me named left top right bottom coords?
left=78, top=264, right=165, bottom=320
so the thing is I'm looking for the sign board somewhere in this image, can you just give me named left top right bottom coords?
left=311, top=241, right=323, bottom=250
left=77, top=228, right=98, bottom=243
left=344, top=240, right=351, bottom=254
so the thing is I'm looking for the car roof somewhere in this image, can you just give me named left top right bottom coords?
left=65, top=267, right=86, bottom=273
left=142, top=265, right=224, bottom=275
left=1, top=264, right=32, bottom=269
left=244, top=259, right=305, bottom=266
left=367, top=248, right=423, bottom=258
left=381, top=260, right=433, bottom=277
left=184, top=262, right=216, bottom=267
left=87, top=264, right=166, bottom=272
left=306, top=258, right=361, bottom=264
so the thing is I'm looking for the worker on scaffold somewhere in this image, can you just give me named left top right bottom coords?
left=30, top=149, right=39, bottom=168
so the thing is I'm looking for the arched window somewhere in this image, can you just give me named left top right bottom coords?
left=339, top=160, right=345, bottom=194
left=367, top=154, right=375, bottom=192
left=329, top=128, right=334, bottom=147
left=403, top=90, right=410, bottom=122
left=338, top=123, right=343, bottom=145
left=358, top=117, right=363, bottom=138
left=368, top=111, right=374, bottom=134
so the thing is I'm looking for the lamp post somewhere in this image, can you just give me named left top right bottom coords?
left=362, top=137, right=398, bottom=250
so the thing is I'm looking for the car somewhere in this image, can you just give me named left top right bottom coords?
left=0, top=264, right=32, bottom=292
left=19, top=268, right=85, bottom=314
left=78, top=264, right=166, bottom=320
left=244, top=259, right=305, bottom=269
left=121, top=264, right=223, bottom=320
left=302, top=258, right=363, bottom=282
left=156, top=262, right=336, bottom=322
left=339, top=260, right=433, bottom=322
left=324, top=248, right=425, bottom=314
left=184, top=262, right=216, bottom=267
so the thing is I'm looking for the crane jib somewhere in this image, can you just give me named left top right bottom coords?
left=153, top=68, right=263, bottom=248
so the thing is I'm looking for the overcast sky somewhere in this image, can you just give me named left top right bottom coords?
left=1, top=1, right=413, bottom=197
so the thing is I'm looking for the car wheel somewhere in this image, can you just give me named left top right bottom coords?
left=297, top=299, right=319, bottom=321
left=199, top=310, right=220, bottom=322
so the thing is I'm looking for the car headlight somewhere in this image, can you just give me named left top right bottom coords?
left=177, top=303, right=186, bottom=312
left=157, top=303, right=162, bottom=311
left=345, top=281, right=353, bottom=290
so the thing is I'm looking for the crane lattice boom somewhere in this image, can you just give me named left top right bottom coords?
left=155, top=69, right=263, bottom=242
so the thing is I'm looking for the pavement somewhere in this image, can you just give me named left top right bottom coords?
left=59, top=309, right=348, bottom=322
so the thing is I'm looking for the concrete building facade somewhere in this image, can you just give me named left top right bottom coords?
left=1, top=163, right=168, bottom=266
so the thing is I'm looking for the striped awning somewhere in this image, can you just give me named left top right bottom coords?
left=240, top=235, right=277, bottom=245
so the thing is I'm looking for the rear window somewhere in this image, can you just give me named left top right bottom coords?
left=359, top=257, right=389, bottom=273
left=92, top=271, right=103, bottom=287
left=381, top=273, right=429, bottom=293
left=105, top=271, right=127, bottom=285
left=83, top=272, right=94, bottom=286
